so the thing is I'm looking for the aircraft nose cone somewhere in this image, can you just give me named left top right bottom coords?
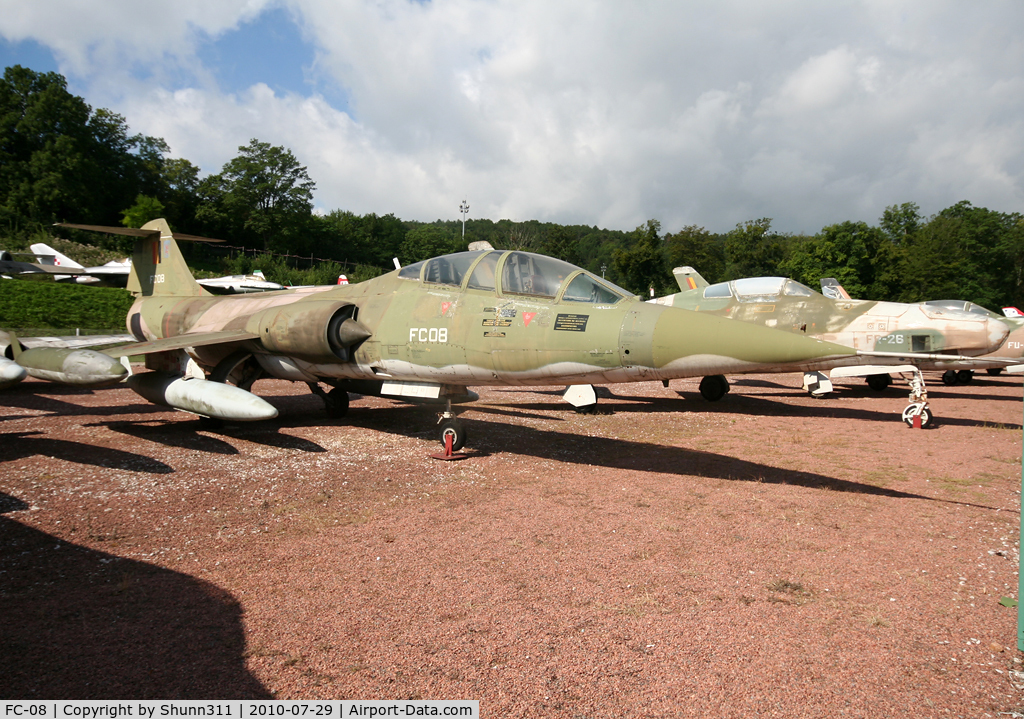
left=987, top=319, right=1011, bottom=353
left=647, top=307, right=855, bottom=371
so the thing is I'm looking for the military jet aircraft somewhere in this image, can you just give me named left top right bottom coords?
left=821, top=285, right=1024, bottom=386
left=12, top=219, right=864, bottom=449
left=650, top=267, right=1012, bottom=422
left=30, top=242, right=284, bottom=294
left=30, top=242, right=131, bottom=287
left=0, top=249, right=86, bottom=279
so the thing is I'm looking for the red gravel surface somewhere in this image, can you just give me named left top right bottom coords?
left=2, top=371, right=1024, bottom=717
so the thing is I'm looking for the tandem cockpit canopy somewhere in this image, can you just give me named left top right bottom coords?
left=702, top=277, right=818, bottom=302
left=397, top=250, right=631, bottom=304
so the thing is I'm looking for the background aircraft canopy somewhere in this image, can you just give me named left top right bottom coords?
left=398, top=250, right=630, bottom=303
left=922, top=300, right=1004, bottom=319
left=703, top=277, right=817, bottom=302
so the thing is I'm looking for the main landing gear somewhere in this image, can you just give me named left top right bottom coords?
left=699, top=375, right=730, bottom=401
left=307, top=382, right=350, bottom=418
left=941, top=369, right=974, bottom=386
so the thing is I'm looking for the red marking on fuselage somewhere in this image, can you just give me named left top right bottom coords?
left=523, top=312, right=536, bottom=327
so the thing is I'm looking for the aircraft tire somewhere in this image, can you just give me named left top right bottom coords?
left=439, top=419, right=467, bottom=451
left=987, top=368, right=1004, bottom=376
left=956, top=370, right=974, bottom=384
left=699, top=375, right=728, bottom=402
left=941, top=370, right=958, bottom=386
left=866, top=374, right=891, bottom=391
left=574, top=403, right=597, bottom=414
left=325, top=387, right=350, bottom=418
left=902, top=404, right=932, bottom=428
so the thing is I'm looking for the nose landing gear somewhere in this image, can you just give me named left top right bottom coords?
left=901, top=368, right=932, bottom=428
left=432, top=400, right=469, bottom=460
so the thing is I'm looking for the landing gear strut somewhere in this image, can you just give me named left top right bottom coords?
left=307, top=382, right=350, bottom=418
left=432, top=400, right=468, bottom=460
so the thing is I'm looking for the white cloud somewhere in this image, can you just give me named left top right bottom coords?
left=1, top=0, right=1023, bottom=232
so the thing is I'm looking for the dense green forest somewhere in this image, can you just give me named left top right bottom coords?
left=2, top=64, right=1023, bottom=313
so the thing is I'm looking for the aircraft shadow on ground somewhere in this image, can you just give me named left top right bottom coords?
left=95, top=421, right=241, bottom=456
left=511, top=386, right=1022, bottom=430
left=355, top=404, right=940, bottom=501
left=0, top=431, right=174, bottom=474
left=0, top=515, right=270, bottom=699
left=85, top=417, right=329, bottom=456
left=0, top=490, right=29, bottom=514
left=2, top=390, right=166, bottom=418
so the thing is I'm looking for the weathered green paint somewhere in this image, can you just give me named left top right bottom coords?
left=654, top=269, right=1009, bottom=361
left=0, top=221, right=867, bottom=416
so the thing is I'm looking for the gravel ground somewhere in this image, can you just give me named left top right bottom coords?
left=2, top=370, right=1024, bottom=717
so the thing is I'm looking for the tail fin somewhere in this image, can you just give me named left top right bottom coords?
left=54, top=219, right=221, bottom=298
left=127, top=219, right=209, bottom=297
left=820, top=278, right=852, bottom=300
left=671, top=266, right=709, bottom=293
left=30, top=243, right=84, bottom=270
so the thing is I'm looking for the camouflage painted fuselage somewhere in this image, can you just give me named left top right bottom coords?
left=126, top=250, right=855, bottom=388
left=652, top=277, right=1009, bottom=371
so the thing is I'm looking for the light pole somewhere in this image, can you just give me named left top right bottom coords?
left=601, top=264, right=607, bottom=279
left=459, top=200, right=470, bottom=239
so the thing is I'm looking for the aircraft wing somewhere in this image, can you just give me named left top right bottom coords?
left=0, top=256, right=86, bottom=276
left=55, top=223, right=224, bottom=244
left=100, top=330, right=259, bottom=358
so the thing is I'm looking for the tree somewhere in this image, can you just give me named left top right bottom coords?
left=880, top=202, right=921, bottom=245
left=0, top=65, right=167, bottom=233
left=899, top=201, right=1020, bottom=307
left=781, top=221, right=894, bottom=300
left=540, top=224, right=579, bottom=264
left=120, top=194, right=165, bottom=228
left=197, top=139, right=315, bottom=251
left=612, top=219, right=667, bottom=296
left=723, top=218, right=786, bottom=279
left=663, top=225, right=725, bottom=284
left=400, top=225, right=457, bottom=263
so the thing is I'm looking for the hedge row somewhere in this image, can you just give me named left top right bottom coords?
left=0, top=280, right=134, bottom=331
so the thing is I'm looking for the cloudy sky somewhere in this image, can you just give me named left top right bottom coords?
left=0, top=0, right=1021, bottom=234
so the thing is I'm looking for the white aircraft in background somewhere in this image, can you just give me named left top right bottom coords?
left=30, top=242, right=129, bottom=287
left=193, top=269, right=284, bottom=294
left=30, top=242, right=284, bottom=294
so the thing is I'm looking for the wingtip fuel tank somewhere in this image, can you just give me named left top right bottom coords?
left=127, top=372, right=278, bottom=421
left=16, top=347, right=128, bottom=387
left=0, top=356, right=26, bottom=389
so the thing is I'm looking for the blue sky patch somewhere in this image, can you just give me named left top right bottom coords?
left=0, top=37, right=59, bottom=76
left=197, top=6, right=311, bottom=95
left=195, top=6, right=350, bottom=114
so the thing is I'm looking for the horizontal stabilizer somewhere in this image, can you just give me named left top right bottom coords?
left=102, top=330, right=259, bottom=358
left=55, top=223, right=224, bottom=244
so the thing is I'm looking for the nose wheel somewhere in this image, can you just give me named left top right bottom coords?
left=432, top=400, right=469, bottom=460
left=900, top=367, right=933, bottom=428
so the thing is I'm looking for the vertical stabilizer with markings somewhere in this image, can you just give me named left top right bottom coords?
left=672, top=266, right=709, bottom=293
left=128, top=219, right=209, bottom=298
